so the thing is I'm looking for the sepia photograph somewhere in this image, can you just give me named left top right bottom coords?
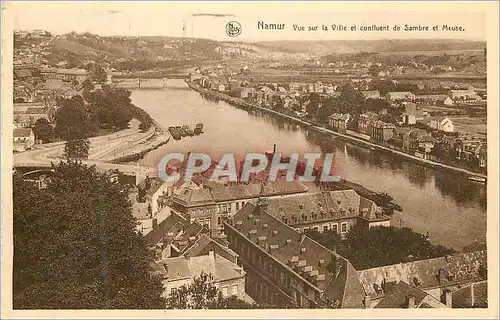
left=2, top=1, right=498, bottom=318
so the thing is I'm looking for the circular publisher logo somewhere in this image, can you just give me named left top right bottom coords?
left=225, top=21, right=242, bottom=37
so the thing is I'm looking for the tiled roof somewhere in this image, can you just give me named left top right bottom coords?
left=183, top=233, right=239, bottom=263
left=357, top=251, right=487, bottom=297
left=155, top=253, right=245, bottom=283
left=144, top=211, right=187, bottom=245
left=452, top=280, right=488, bottom=308
left=173, top=181, right=308, bottom=207
left=374, top=281, right=446, bottom=308
left=229, top=202, right=365, bottom=308
left=265, top=190, right=385, bottom=225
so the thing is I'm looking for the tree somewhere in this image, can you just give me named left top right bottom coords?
left=82, top=79, right=95, bottom=92
left=368, top=64, right=381, bottom=77
left=33, top=118, right=54, bottom=143
left=306, top=93, right=320, bottom=118
left=13, top=162, right=165, bottom=309
left=166, top=272, right=255, bottom=309
left=54, top=96, right=91, bottom=140
left=336, top=225, right=455, bottom=269
left=64, top=138, right=90, bottom=160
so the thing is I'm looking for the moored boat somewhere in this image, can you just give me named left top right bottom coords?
left=194, top=123, right=204, bottom=135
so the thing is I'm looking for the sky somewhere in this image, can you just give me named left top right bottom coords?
left=6, top=2, right=489, bottom=42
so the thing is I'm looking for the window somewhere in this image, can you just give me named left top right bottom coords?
left=332, top=224, right=338, bottom=234
left=217, top=216, right=221, bottom=225
left=341, top=222, right=348, bottom=233
left=232, top=284, right=238, bottom=295
left=313, top=226, right=319, bottom=231
left=197, top=218, right=203, bottom=225
left=323, top=225, right=329, bottom=232
left=205, top=217, right=211, bottom=228
left=170, top=287, right=177, bottom=294
left=236, top=202, right=240, bottom=211
left=222, top=286, right=228, bottom=296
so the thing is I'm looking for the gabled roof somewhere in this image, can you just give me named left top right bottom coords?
left=144, top=211, right=187, bottom=245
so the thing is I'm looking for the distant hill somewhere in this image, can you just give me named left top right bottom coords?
left=254, top=39, right=486, bottom=55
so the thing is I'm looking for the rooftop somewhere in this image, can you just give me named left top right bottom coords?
left=357, top=250, right=487, bottom=297
left=265, top=190, right=386, bottom=226
left=154, top=251, right=245, bottom=283
left=374, top=281, right=446, bottom=308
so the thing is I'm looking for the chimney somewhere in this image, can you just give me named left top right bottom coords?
left=185, top=253, right=190, bottom=261
left=363, top=295, right=372, bottom=309
left=286, top=238, right=292, bottom=246
left=152, top=218, right=158, bottom=229
left=273, top=144, right=276, bottom=154
left=441, top=288, right=452, bottom=307
left=209, top=250, right=215, bottom=259
left=405, top=294, right=415, bottom=308
left=438, top=268, right=447, bottom=285
left=256, top=198, right=269, bottom=215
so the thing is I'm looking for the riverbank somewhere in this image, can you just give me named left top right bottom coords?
left=109, top=120, right=171, bottom=164
left=186, top=81, right=487, bottom=180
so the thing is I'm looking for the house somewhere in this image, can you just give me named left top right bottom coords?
left=408, top=129, right=432, bottom=152
left=223, top=200, right=367, bottom=308
left=152, top=250, right=247, bottom=302
left=357, top=250, right=487, bottom=308
left=231, top=87, right=255, bottom=99
left=429, top=117, right=454, bottom=133
left=361, top=90, right=381, bottom=100
left=402, top=102, right=424, bottom=125
left=137, top=177, right=173, bottom=217
left=40, top=67, right=88, bottom=83
left=265, top=190, right=390, bottom=235
left=357, top=113, right=379, bottom=136
left=385, top=92, right=416, bottom=101
left=391, top=127, right=413, bottom=150
left=449, top=89, right=475, bottom=101
left=13, top=128, right=35, bottom=151
left=328, top=113, right=350, bottom=133
left=415, top=95, right=454, bottom=107
left=372, top=121, right=396, bottom=142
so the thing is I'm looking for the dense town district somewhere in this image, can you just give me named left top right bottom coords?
left=12, top=30, right=488, bottom=310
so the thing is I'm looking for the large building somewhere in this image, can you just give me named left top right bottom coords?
left=264, top=190, right=390, bottom=236
left=223, top=199, right=367, bottom=308
left=171, top=181, right=309, bottom=235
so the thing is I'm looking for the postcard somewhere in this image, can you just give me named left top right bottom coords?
left=2, top=1, right=498, bottom=318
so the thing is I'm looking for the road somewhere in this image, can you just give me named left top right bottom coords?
left=14, top=125, right=159, bottom=176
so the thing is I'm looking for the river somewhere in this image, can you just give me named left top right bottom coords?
left=131, top=79, right=487, bottom=251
